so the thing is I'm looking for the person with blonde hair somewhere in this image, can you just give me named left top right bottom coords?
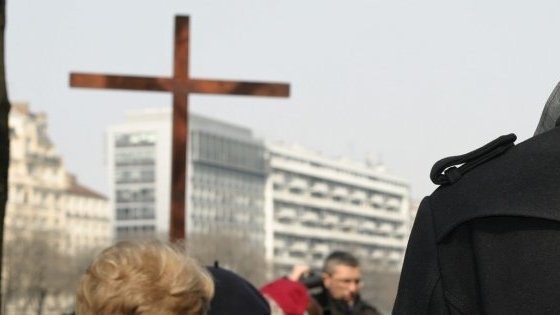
left=76, top=240, right=214, bottom=315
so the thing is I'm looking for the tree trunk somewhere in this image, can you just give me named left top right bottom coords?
left=37, top=289, right=46, bottom=315
left=0, top=0, right=10, bottom=312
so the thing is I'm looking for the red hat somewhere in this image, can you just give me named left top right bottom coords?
left=260, top=279, right=309, bottom=315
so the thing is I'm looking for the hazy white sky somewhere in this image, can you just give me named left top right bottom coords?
left=6, top=0, right=560, bottom=199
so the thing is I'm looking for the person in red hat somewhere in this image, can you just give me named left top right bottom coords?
left=260, top=265, right=323, bottom=315
left=261, top=278, right=310, bottom=315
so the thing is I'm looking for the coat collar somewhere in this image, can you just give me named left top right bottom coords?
left=430, top=127, right=560, bottom=242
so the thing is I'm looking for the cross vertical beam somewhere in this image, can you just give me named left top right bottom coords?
left=170, top=17, right=189, bottom=242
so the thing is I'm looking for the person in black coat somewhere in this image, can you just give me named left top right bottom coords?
left=394, top=82, right=560, bottom=314
left=206, top=264, right=270, bottom=315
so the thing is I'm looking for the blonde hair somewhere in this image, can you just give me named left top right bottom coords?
left=76, top=240, right=214, bottom=315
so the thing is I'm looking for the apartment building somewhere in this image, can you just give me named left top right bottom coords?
left=6, top=103, right=111, bottom=253
left=265, top=143, right=411, bottom=275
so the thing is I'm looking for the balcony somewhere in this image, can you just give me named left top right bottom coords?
left=356, top=247, right=369, bottom=257
left=350, top=190, right=367, bottom=204
left=272, top=173, right=286, bottom=184
left=288, top=178, right=308, bottom=193
left=388, top=251, right=402, bottom=261
left=301, top=211, right=320, bottom=224
left=394, top=225, right=408, bottom=237
left=310, top=183, right=329, bottom=197
left=370, top=194, right=385, bottom=207
left=274, top=239, right=286, bottom=248
left=276, top=208, right=297, bottom=221
left=313, top=243, right=329, bottom=254
left=379, top=223, right=394, bottom=234
left=358, top=221, right=377, bottom=232
left=340, top=219, right=356, bottom=231
left=371, top=250, right=385, bottom=260
left=323, top=214, right=339, bottom=226
left=290, top=241, right=308, bottom=253
left=386, top=198, right=401, bottom=210
left=332, top=187, right=349, bottom=200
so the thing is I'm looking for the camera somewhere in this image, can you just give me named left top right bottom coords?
left=299, top=271, right=323, bottom=289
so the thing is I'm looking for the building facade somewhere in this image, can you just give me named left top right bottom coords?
left=108, top=109, right=412, bottom=277
left=188, top=115, right=266, bottom=246
left=6, top=103, right=111, bottom=253
left=4, top=104, right=111, bottom=314
left=106, top=108, right=266, bottom=247
left=107, top=118, right=165, bottom=240
left=265, top=143, right=411, bottom=276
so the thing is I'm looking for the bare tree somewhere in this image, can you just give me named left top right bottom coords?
left=3, top=229, right=62, bottom=314
left=2, top=228, right=99, bottom=315
left=187, top=232, right=268, bottom=287
left=361, top=267, right=400, bottom=314
left=0, top=0, right=10, bottom=311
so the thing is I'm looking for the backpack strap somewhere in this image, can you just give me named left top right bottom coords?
left=430, top=134, right=517, bottom=185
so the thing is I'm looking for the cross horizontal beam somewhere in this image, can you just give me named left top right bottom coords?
left=71, top=73, right=290, bottom=96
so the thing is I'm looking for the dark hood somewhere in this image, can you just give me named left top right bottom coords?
left=534, top=82, right=560, bottom=136
left=206, top=265, right=270, bottom=315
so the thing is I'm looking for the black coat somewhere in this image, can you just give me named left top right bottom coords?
left=394, top=123, right=560, bottom=314
left=314, top=289, right=381, bottom=315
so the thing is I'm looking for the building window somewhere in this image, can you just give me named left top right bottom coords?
left=116, top=206, right=155, bottom=220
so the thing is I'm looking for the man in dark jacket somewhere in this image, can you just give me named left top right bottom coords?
left=394, top=82, right=560, bottom=314
left=314, top=251, right=381, bottom=315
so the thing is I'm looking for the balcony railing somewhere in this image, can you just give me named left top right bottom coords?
left=323, top=215, right=339, bottom=226
left=276, top=208, right=297, bottom=221
left=290, top=242, right=308, bottom=253
left=288, top=178, right=308, bottom=190
left=386, top=197, right=401, bottom=210
left=350, top=190, right=367, bottom=203
left=370, top=194, right=385, bottom=207
left=301, top=212, right=320, bottom=223
left=311, top=183, right=329, bottom=196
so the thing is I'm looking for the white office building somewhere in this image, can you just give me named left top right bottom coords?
left=108, top=109, right=412, bottom=277
left=106, top=108, right=266, bottom=247
left=265, top=143, right=411, bottom=275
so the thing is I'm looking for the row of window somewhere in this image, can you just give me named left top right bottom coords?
left=192, top=131, right=266, bottom=172
left=275, top=233, right=404, bottom=252
left=9, top=185, right=107, bottom=213
left=191, top=191, right=264, bottom=209
left=270, top=152, right=408, bottom=188
left=115, top=132, right=156, bottom=148
left=274, top=172, right=403, bottom=209
left=116, top=206, right=156, bottom=220
left=115, top=167, right=155, bottom=184
left=116, top=188, right=155, bottom=203
left=275, top=201, right=403, bottom=226
left=273, top=234, right=404, bottom=261
left=190, top=221, right=264, bottom=234
left=115, top=225, right=156, bottom=240
left=115, top=148, right=155, bottom=166
left=191, top=211, right=264, bottom=225
left=193, top=164, right=265, bottom=187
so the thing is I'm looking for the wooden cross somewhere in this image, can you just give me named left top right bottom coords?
left=70, top=15, right=290, bottom=242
